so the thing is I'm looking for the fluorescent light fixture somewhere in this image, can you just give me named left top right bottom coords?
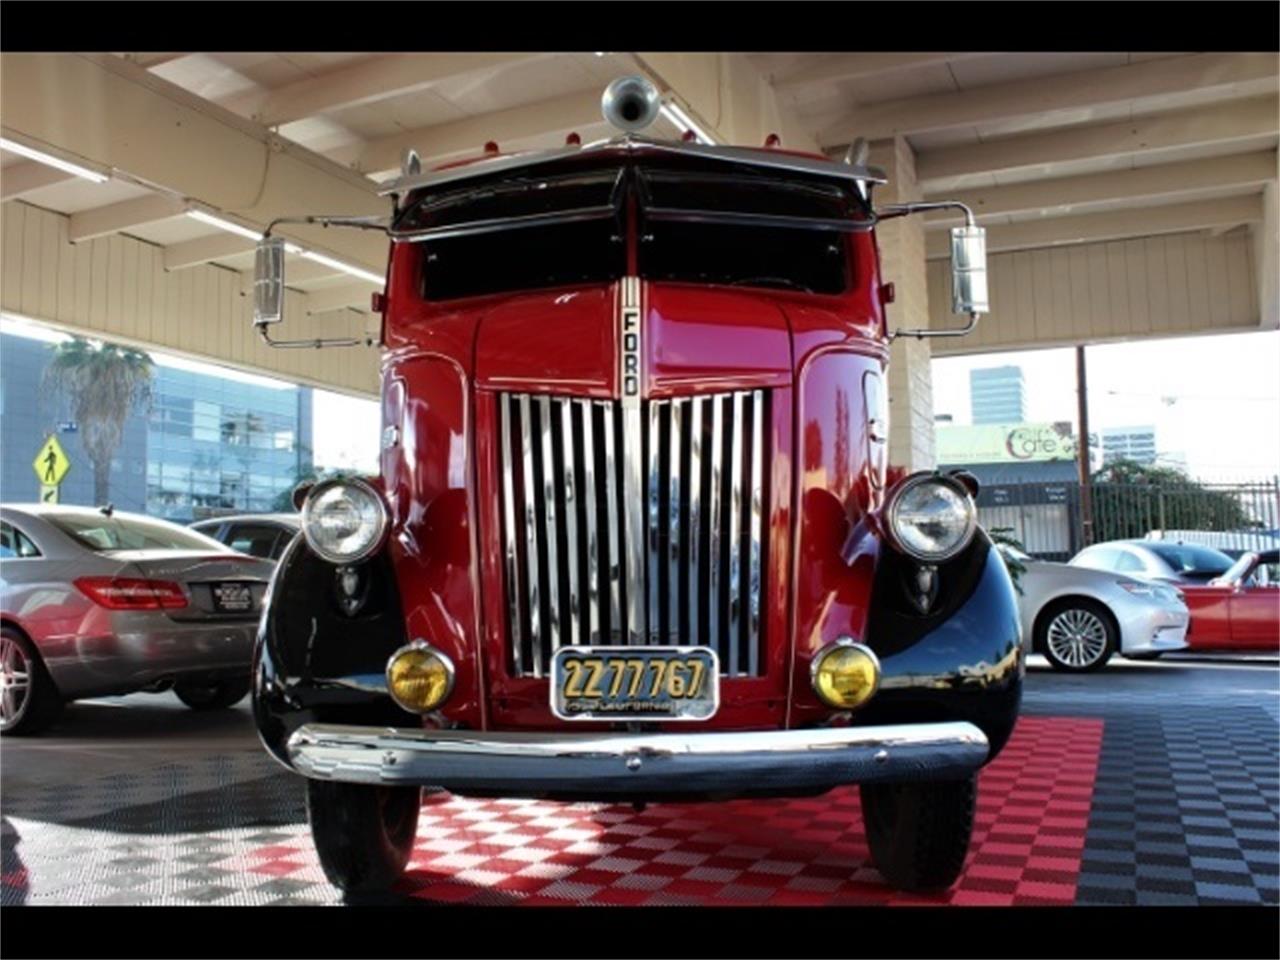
left=659, top=100, right=717, bottom=145
left=185, top=209, right=263, bottom=241
left=185, top=208, right=382, bottom=284
left=0, top=137, right=109, bottom=183
left=299, top=250, right=383, bottom=285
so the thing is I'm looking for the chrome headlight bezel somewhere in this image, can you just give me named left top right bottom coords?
left=884, top=472, right=978, bottom=563
left=300, top=477, right=390, bottom=565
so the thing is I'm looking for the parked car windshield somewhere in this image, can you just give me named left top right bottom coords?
left=1144, top=543, right=1233, bottom=580
left=45, top=512, right=230, bottom=553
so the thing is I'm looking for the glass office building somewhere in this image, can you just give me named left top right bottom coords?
left=969, top=365, right=1027, bottom=425
left=1, top=327, right=312, bottom=522
left=145, top=362, right=313, bottom=521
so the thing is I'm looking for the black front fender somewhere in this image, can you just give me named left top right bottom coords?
left=252, top=535, right=416, bottom=769
left=858, top=536, right=1024, bottom=762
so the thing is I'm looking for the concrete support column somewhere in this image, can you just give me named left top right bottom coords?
left=1254, top=179, right=1278, bottom=330
left=870, top=135, right=936, bottom=471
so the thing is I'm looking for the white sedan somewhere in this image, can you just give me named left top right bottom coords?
left=998, top=546, right=1190, bottom=672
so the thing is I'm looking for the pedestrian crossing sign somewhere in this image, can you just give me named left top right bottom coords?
left=33, top=435, right=71, bottom=487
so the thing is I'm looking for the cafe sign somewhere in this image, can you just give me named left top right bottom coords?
left=938, top=421, right=1079, bottom=465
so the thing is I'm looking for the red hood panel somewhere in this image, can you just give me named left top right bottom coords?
left=473, top=283, right=804, bottom=399
left=645, top=285, right=792, bottom=397
left=474, top=287, right=617, bottom=397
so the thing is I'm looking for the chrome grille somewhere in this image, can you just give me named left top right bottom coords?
left=497, top=390, right=768, bottom=678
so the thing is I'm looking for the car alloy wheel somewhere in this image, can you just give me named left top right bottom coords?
left=1045, top=608, right=1109, bottom=669
left=0, top=633, right=32, bottom=731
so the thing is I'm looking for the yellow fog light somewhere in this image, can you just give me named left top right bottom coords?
left=811, top=638, right=880, bottom=710
left=386, top=643, right=455, bottom=713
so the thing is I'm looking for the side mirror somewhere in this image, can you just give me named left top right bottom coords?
left=949, top=225, right=988, bottom=316
left=253, top=236, right=286, bottom=327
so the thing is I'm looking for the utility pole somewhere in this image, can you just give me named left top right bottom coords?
left=1076, top=345, right=1094, bottom=546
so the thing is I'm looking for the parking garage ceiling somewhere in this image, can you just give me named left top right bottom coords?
left=1, top=51, right=1276, bottom=326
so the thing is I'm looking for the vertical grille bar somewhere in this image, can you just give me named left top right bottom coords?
left=622, top=401, right=647, bottom=644
left=538, top=395, right=561, bottom=654
left=581, top=400, right=600, bottom=644
left=499, top=396, right=523, bottom=667
left=602, top=405, right=623, bottom=636
left=560, top=400, right=580, bottom=646
left=667, top=399, right=683, bottom=643
left=646, top=399, right=662, bottom=643
left=748, top=390, right=765, bottom=676
left=726, top=391, right=745, bottom=676
left=686, top=397, right=703, bottom=649
left=707, top=395, right=725, bottom=656
left=499, top=389, right=766, bottom=677
left=517, top=394, right=542, bottom=678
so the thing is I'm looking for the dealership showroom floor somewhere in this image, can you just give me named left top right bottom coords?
left=2, top=656, right=1276, bottom=909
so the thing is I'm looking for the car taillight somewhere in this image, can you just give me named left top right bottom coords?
left=74, top=577, right=189, bottom=610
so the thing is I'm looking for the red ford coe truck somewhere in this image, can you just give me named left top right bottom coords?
left=249, top=76, right=1022, bottom=896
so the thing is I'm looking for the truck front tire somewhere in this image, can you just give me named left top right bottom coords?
left=306, top=779, right=421, bottom=895
left=860, top=776, right=976, bottom=891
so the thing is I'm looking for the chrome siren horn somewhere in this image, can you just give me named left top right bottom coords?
left=601, top=75, right=661, bottom=133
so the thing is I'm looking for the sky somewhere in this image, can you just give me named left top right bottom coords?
left=932, top=330, right=1280, bottom=482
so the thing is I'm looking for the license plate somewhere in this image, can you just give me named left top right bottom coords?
left=210, top=582, right=255, bottom=613
left=550, top=647, right=719, bottom=721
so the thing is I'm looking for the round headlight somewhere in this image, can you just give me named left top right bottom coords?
left=811, top=638, right=880, bottom=710
left=301, top=478, right=389, bottom=564
left=885, top=473, right=976, bottom=562
left=386, top=642, right=455, bottom=713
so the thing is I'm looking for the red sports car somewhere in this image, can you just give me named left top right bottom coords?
left=1181, top=550, right=1279, bottom=651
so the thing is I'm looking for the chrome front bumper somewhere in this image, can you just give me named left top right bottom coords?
left=285, top=721, right=990, bottom=798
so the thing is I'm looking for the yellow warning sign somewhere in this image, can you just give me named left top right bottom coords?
left=33, top=435, right=71, bottom=487
left=39, top=484, right=59, bottom=504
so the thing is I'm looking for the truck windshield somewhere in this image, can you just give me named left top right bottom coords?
left=637, top=168, right=862, bottom=294
left=398, top=161, right=870, bottom=302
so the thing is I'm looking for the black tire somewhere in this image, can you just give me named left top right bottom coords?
left=1, top=625, right=64, bottom=736
left=306, top=779, right=421, bottom=895
left=173, top=675, right=252, bottom=710
left=1035, top=598, right=1118, bottom=673
left=861, top=776, right=976, bottom=892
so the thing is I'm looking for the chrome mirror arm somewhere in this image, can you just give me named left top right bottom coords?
left=876, top=201, right=985, bottom=341
left=255, top=325, right=376, bottom=350
left=263, top=215, right=390, bottom=237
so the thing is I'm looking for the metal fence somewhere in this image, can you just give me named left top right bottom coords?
left=977, top=477, right=1280, bottom=561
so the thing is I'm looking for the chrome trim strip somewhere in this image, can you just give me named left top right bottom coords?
left=581, top=400, right=601, bottom=644
left=668, top=399, right=683, bottom=643
left=376, top=134, right=887, bottom=197
left=686, top=396, right=703, bottom=648
left=286, top=720, right=989, bottom=795
left=707, top=395, right=724, bottom=655
left=560, top=399, right=580, bottom=646
left=727, top=391, right=745, bottom=676
left=748, top=390, right=764, bottom=676
left=620, top=277, right=647, bottom=645
left=538, top=395, right=561, bottom=655
left=518, top=394, right=541, bottom=677
left=499, top=396, right=523, bottom=665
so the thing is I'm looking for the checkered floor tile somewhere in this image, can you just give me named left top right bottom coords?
left=2, top=716, right=1103, bottom=906
left=1069, top=705, right=1279, bottom=907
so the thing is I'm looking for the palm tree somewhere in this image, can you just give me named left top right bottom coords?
left=42, top=338, right=153, bottom=505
